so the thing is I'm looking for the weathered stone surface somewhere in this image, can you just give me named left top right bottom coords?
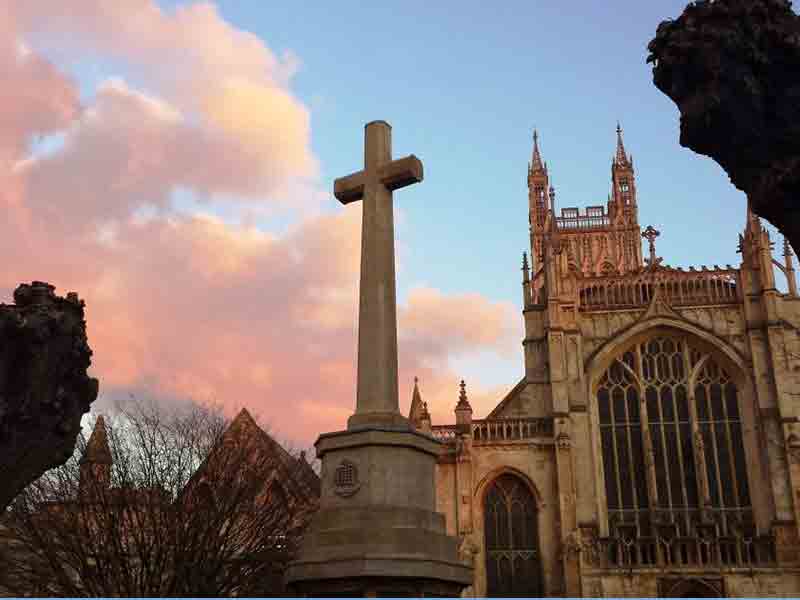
left=647, top=0, right=800, bottom=251
left=0, top=281, right=99, bottom=510
left=287, top=121, right=470, bottom=596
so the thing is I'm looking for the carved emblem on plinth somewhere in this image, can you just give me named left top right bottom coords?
left=333, top=459, right=361, bottom=497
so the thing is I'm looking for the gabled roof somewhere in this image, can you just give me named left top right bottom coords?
left=190, top=408, right=320, bottom=499
left=486, top=377, right=528, bottom=419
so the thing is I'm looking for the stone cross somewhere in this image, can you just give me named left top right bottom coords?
left=642, top=225, right=662, bottom=269
left=334, top=121, right=423, bottom=428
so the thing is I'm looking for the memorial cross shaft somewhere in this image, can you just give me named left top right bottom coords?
left=334, top=121, right=423, bottom=427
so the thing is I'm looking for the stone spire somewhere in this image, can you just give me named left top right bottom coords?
left=522, top=251, right=532, bottom=307
left=530, top=129, right=546, bottom=175
left=614, top=122, right=631, bottom=166
left=80, top=415, right=112, bottom=499
left=81, top=415, right=112, bottom=465
left=783, top=237, right=798, bottom=297
left=408, top=376, right=424, bottom=427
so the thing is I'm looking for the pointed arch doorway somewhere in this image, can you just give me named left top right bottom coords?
left=483, top=474, right=543, bottom=597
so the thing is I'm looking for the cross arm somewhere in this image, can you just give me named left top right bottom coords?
left=379, top=155, right=423, bottom=191
left=333, top=154, right=423, bottom=206
left=334, top=171, right=366, bottom=205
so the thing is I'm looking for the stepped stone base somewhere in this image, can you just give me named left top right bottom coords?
left=286, top=427, right=472, bottom=596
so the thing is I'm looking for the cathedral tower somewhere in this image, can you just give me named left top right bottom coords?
left=417, top=125, right=800, bottom=597
left=79, top=415, right=112, bottom=500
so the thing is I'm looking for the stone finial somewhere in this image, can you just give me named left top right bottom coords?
left=531, top=128, right=545, bottom=174
left=455, top=380, right=473, bottom=432
left=522, top=252, right=532, bottom=308
left=456, top=380, right=470, bottom=408
left=419, top=401, right=432, bottom=433
left=614, top=122, right=630, bottom=166
left=783, top=237, right=798, bottom=297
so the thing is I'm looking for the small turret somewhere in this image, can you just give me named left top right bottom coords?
left=522, top=251, right=532, bottom=307
left=454, top=380, right=473, bottom=434
left=79, top=415, right=112, bottom=500
left=610, top=123, right=638, bottom=220
left=409, top=377, right=425, bottom=429
left=784, top=238, right=798, bottom=297
left=528, top=130, right=551, bottom=256
left=419, top=402, right=432, bottom=434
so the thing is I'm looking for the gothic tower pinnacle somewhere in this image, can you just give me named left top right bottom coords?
left=528, top=129, right=551, bottom=271
left=610, top=123, right=638, bottom=223
left=79, top=415, right=112, bottom=499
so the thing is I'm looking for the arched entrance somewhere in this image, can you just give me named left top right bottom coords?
left=661, top=577, right=723, bottom=597
left=483, top=474, right=542, bottom=597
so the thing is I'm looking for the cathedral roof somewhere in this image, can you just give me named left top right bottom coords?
left=486, top=377, right=527, bottom=420
left=190, top=408, right=320, bottom=499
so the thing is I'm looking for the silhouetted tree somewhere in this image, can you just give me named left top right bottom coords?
left=0, top=401, right=319, bottom=597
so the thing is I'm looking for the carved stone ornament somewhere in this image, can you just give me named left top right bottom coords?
left=640, top=284, right=682, bottom=322
left=556, top=432, right=571, bottom=451
left=333, top=459, right=361, bottom=497
left=786, top=433, right=800, bottom=464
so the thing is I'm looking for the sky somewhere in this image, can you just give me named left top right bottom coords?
left=1, top=1, right=791, bottom=447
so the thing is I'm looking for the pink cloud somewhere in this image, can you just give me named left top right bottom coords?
left=0, top=30, right=79, bottom=163
left=0, top=1, right=518, bottom=445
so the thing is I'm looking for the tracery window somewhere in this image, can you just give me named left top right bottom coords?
left=597, top=335, right=751, bottom=537
left=484, top=475, right=542, bottom=597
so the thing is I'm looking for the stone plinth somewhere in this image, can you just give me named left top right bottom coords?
left=286, top=426, right=472, bottom=596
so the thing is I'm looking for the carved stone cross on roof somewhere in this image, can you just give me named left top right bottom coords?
left=334, top=121, right=423, bottom=430
left=642, top=225, right=663, bottom=269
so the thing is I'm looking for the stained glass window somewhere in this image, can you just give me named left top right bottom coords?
left=597, top=335, right=752, bottom=536
left=484, top=475, right=542, bottom=597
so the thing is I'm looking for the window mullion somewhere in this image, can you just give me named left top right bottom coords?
left=636, top=345, right=659, bottom=519
left=686, top=348, right=712, bottom=517
left=622, top=375, right=641, bottom=530
left=721, top=386, right=743, bottom=529
left=608, top=379, right=625, bottom=529
left=671, top=381, right=691, bottom=533
left=657, top=387, right=673, bottom=511
left=707, top=400, right=726, bottom=519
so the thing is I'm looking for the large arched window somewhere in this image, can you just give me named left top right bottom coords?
left=597, top=334, right=752, bottom=537
left=483, top=474, right=542, bottom=597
